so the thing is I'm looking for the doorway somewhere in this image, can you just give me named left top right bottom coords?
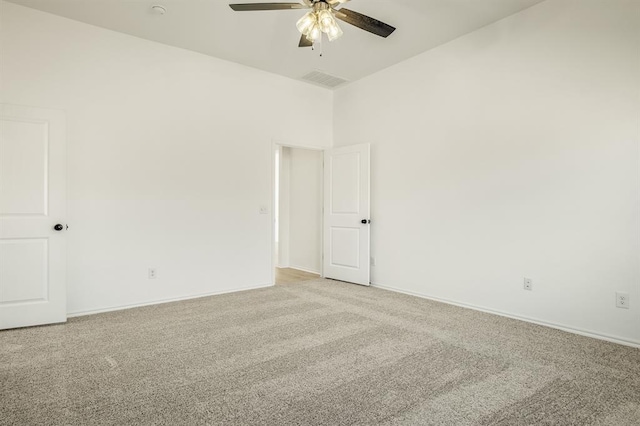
left=273, top=145, right=323, bottom=285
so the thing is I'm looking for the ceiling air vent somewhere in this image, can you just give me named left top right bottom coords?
left=301, top=70, right=348, bottom=89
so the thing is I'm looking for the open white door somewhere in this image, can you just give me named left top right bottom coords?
left=0, top=105, right=67, bottom=330
left=323, top=143, right=370, bottom=286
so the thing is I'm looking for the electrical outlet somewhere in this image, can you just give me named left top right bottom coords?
left=616, top=292, right=629, bottom=309
left=148, top=268, right=157, bottom=279
left=370, top=256, right=376, bottom=266
left=524, top=277, right=533, bottom=291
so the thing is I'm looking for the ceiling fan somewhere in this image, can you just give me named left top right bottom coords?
left=229, top=0, right=396, bottom=48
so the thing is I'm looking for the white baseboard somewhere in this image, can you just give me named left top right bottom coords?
left=288, top=265, right=321, bottom=275
left=371, top=282, right=640, bottom=349
left=67, top=283, right=274, bottom=318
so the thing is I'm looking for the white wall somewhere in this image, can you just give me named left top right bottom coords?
left=288, top=147, right=322, bottom=274
left=0, top=2, right=332, bottom=315
left=334, top=0, right=640, bottom=345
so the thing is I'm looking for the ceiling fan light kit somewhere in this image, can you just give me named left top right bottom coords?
left=229, top=0, right=395, bottom=47
left=296, top=3, right=344, bottom=43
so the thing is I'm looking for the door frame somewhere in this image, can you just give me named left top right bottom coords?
left=270, top=139, right=325, bottom=286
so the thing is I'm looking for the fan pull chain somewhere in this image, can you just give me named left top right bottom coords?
left=310, top=35, right=324, bottom=58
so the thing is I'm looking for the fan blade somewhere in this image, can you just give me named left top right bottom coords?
left=229, top=3, right=307, bottom=11
left=298, top=34, right=313, bottom=47
left=334, top=8, right=396, bottom=38
left=326, top=0, right=350, bottom=5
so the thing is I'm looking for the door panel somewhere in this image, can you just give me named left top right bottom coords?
left=0, top=239, right=48, bottom=304
left=0, top=105, right=66, bottom=330
left=330, top=227, right=360, bottom=268
left=0, top=119, right=48, bottom=215
left=330, top=152, right=360, bottom=214
left=323, top=143, right=370, bottom=286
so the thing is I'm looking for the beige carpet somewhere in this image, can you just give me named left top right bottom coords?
left=1, top=279, right=639, bottom=425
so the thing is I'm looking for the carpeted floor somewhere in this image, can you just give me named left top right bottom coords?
left=1, top=279, right=639, bottom=425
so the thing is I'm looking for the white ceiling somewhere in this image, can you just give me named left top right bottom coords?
left=7, top=0, right=545, bottom=87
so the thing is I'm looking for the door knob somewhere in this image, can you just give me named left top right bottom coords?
left=361, top=219, right=370, bottom=224
left=53, top=224, right=64, bottom=231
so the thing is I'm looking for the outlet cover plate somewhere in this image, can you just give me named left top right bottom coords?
left=616, top=292, right=629, bottom=309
